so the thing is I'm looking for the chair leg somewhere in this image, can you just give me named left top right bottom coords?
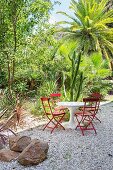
left=91, top=122, right=97, bottom=134
left=94, top=116, right=101, bottom=123
left=43, top=117, right=54, bottom=131
left=90, top=114, right=101, bottom=123
left=43, top=113, right=65, bottom=133
left=87, top=116, right=97, bottom=134
left=75, top=115, right=97, bottom=135
left=50, top=115, right=65, bottom=133
left=75, top=115, right=85, bottom=135
left=55, top=115, right=65, bottom=128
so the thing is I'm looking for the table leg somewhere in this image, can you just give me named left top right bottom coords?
left=67, top=107, right=76, bottom=129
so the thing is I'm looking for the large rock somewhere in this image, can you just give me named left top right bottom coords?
left=0, top=138, right=5, bottom=150
left=9, top=135, right=31, bottom=152
left=18, top=139, right=49, bottom=166
left=0, top=149, right=19, bottom=162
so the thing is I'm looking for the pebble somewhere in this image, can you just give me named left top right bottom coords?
left=0, top=102, right=113, bottom=170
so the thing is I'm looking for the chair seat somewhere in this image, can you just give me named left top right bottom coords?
left=79, top=106, right=96, bottom=111
left=53, top=110, right=65, bottom=116
left=75, top=111, right=94, bottom=116
left=54, top=106, right=67, bottom=111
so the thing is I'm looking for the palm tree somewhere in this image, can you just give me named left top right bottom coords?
left=59, top=0, right=113, bottom=57
left=58, top=0, right=113, bottom=100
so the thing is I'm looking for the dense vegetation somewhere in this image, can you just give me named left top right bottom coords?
left=0, top=0, right=113, bottom=115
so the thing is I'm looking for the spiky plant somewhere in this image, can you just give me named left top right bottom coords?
left=57, top=0, right=113, bottom=100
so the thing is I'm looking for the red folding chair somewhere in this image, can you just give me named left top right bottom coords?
left=80, top=93, right=101, bottom=123
left=90, top=92, right=102, bottom=99
left=75, top=97, right=99, bottom=136
left=90, top=92, right=102, bottom=123
left=40, top=97, right=66, bottom=133
left=50, top=93, right=67, bottom=111
left=50, top=93, right=61, bottom=104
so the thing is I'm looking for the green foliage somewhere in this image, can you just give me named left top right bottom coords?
left=58, top=0, right=113, bottom=61
left=0, top=0, right=113, bottom=116
left=38, top=80, right=57, bottom=97
left=57, top=0, right=113, bottom=101
left=13, top=82, right=28, bottom=95
left=79, top=52, right=112, bottom=97
left=0, top=0, right=57, bottom=107
left=23, top=99, right=42, bottom=116
left=0, top=88, right=16, bottom=110
left=57, top=44, right=112, bottom=101
left=0, top=70, right=7, bottom=88
left=84, top=79, right=112, bottom=97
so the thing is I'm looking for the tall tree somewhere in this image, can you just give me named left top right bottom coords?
left=0, top=0, right=52, bottom=98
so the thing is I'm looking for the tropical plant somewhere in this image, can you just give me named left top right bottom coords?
left=59, top=0, right=113, bottom=56
left=58, top=0, right=113, bottom=100
left=79, top=52, right=112, bottom=97
left=58, top=45, right=111, bottom=101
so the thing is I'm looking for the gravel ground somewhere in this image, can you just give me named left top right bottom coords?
left=0, top=102, right=113, bottom=170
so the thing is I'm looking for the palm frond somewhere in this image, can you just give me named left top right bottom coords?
left=57, top=0, right=113, bottom=61
left=57, top=11, right=81, bottom=26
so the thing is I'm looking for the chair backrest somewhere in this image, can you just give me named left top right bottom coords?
left=90, top=92, right=102, bottom=99
left=50, top=93, right=61, bottom=106
left=40, top=97, right=53, bottom=116
left=90, top=92, right=102, bottom=112
left=82, top=97, right=100, bottom=115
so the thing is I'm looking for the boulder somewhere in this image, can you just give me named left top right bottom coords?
left=9, top=135, right=31, bottom=152
left=0, top=138, right=5, bottom=150
left=0, top=149, right=19, bottom=162
left=18, top=139, right=49, bottom=166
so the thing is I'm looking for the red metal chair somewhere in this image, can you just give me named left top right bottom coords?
left=80, top=92, right=101, bottom=123
left=75, top=97, right=99, bottom=136
left=50, top=93, right=61, bottom=104
left=40, top=97, right=66, bottom=133
left=89, top=92, right=102, bottom=123
left=50, top=93, right=67, bottom=111
left=90, top=92, right=102, bottom=99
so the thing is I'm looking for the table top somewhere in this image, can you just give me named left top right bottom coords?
left=57, top=101, right=84, bottom=107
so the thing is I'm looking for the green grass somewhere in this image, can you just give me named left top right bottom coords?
left=23, top=99, right=43, bottom=117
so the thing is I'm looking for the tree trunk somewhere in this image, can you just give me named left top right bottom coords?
left=6, top=52, right=12, bottom=99
left=12, top=16, right=17, bottom=84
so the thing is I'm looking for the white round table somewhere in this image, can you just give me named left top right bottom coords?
left=57, top=102, right=84, bottom=129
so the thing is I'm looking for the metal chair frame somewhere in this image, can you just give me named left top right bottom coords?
left=75, top=97, right=99, bottom=136
left=90, top=92, right=102, bottom=123
left=41, top=97, right=66, bottom=133
left=80, top=93, right=101, bottom=123
left=50, top=93, right=67, bottom=111
left=50, top=93, right=61, bottom=105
